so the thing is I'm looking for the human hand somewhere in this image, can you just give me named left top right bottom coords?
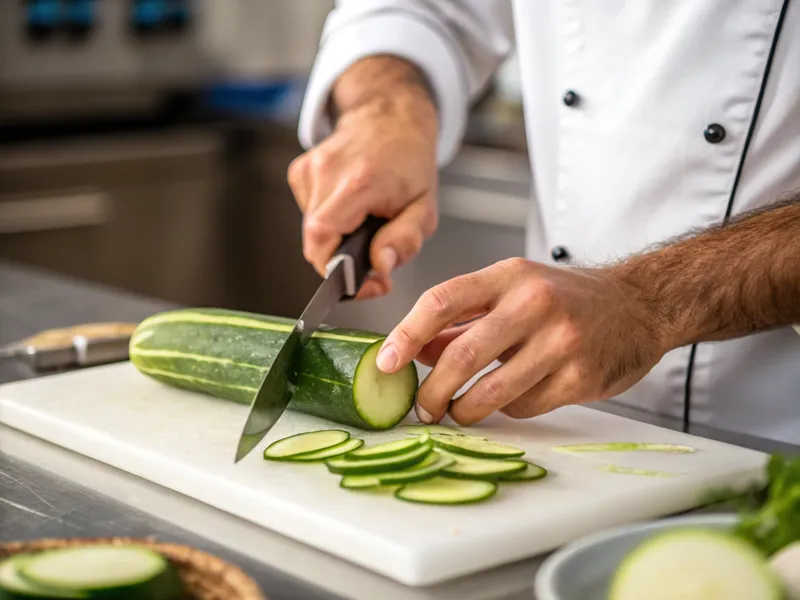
left=288, top=57, right=439, bottom=299
left=375, top=258, right=666, bottom=425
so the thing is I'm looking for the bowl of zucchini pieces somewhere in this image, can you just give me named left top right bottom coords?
left=0, top=537, right=265, bottom=600
left=263, top=424, right=548, bottom=505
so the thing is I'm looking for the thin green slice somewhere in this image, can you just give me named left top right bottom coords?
left=379, top=454, right=454, bottom=485
left=431, top=434, right=524, bottom=458
left=498, top=460, right=548, bottom=482
left=553, top=442, right=695, bottom=454
left=340, top=474, right=381, bottom=489
left=608, top=529, right=781, bottom=600
left=263, top=430, right=350, bottom=460
left=327, top=442, right=432, bottom=475
left=436, top=448, right=526, bottom=480
left=345, top=437, right=420, bottom=460
left=601, top=465, right=674, bottom=478
left=19, top=546, right=178, bottom=599
left=401, top=424, right=485, bottom=438
left=395, top=477, right=497, bottom=505
left=286, top=438, right=364, bottom=462
left=0, top=555, right=85, bottom=599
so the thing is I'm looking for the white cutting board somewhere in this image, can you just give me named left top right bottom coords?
left=0, top=362, right=768, bottom=586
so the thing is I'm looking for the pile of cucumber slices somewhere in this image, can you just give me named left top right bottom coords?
left=263, top=424, right=548, bottom=505
left=0, top=545, right=181, bottom=599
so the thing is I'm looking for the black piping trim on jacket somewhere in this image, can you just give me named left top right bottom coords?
left=682, top=0, right=792, bottom=433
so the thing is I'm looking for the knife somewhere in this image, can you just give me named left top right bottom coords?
left=0, top=322, right=137, bottom=371
left=234, top=215, right=388, bottom=462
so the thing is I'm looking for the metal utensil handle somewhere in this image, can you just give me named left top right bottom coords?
left=332, top=215, right=388, bottom=298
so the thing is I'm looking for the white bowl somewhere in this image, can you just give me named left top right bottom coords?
left=534, top=513, right=738, bottom=600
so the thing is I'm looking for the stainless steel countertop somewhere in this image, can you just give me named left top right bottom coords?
left=0, top=260, right=795, bottom=600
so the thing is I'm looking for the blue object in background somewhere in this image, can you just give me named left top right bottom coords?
left=64, top=0, right=96, bottom=29
left=131, top=0, right=165, bottom=30
left=203, top=78, right=309, bottom=124
left=25, top=0, right=61, bottom=29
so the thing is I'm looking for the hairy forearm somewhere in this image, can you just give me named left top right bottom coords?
left=615, top=194, right=800, bottom=351
left=327, top=56, right=436, bottom=126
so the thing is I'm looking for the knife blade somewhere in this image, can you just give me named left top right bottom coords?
left=234, top=215, right=388, bottom=462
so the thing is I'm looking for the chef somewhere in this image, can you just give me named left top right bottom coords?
left=288, top=1, right=800, bottom=444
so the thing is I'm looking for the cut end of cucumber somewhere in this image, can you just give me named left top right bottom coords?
left=353, top=341, right=417, bottom=429
left=608, top=529, right=781, bottom=600
left=396, top=477, right=497, bottom=505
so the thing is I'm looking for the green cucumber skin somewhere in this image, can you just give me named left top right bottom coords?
left=130, top=308, right=417, bottom=430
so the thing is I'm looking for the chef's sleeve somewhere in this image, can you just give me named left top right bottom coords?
left=297, top=0, right=514, bottom=166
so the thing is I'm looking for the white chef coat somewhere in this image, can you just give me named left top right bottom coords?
left=297, top=0, right=800, bottom=444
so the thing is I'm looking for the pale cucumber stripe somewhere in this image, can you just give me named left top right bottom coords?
left=133, top=351, right=351, bottom=388
left=131, top=348, right=264, bottom=370
left=140, top=312, right=382, bottom=344
left=135, top=366, right=258, bottom=393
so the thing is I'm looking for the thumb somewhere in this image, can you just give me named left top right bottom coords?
left=370, top=197, right=437, bottom=276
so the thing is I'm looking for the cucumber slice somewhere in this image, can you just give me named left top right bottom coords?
left=431, top=434, right=525, bottom=458
left=0, top=555, right=85, bottom=599
left=263, top=430, right=350, bottom=460
left=436, top=449, right=527, bottom=480
left=498, top=460, right=547, bottom=482
left=340, top=474, right=381, bottom=489
left=285, top=438, right=364, bottom=462
left=395, top=477, right=497, bottom=505
left=345, top=437, right=421, bottom=460
left=19, top=546, right=179, bottom=600
left=378, top=454, right=454, bottom=485
left=608, top=529, right=781, bottom=600
left=340, top=454, right=450, bottom=488
left=553, top=442, right=695, bottom=453
left=401, top=424, right=484, bottom=438
left=327, top=442, right=432, bottom=475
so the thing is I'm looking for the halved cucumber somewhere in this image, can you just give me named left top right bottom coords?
left=285, top=438, right=364, bottom=462
left=0, top=555, right=84, bottom=599
left=18, top=546, right=179, bottom=600
left=327, top=442, right=432, bottom=475
left=436, top=449, right=527, bottom=480
left=431, top=434, right=524, bottom=458
left=345, top=437, right=420, bottom=460
left=608, top=529, right=781, bottom=600
left=498, top=460, right=547, bottom=482
left=263, top=430, right=350, bottom=460
left=395, top=477, right=497, bottom=505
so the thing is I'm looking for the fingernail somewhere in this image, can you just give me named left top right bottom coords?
left=378, top=247, right=398, bottom=273
left=416, top=404, right=433, bottom=424
left=376, top=343, right=398, bottom=372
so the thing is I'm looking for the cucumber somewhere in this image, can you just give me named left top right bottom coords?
left=130, top=308, right=418, bottom=430
left=436, top=449, right=527, bottom=480
left=608, top=529, right=782, bottom=600
left=340, top=474, right=382, bottom=489
left=327, top=441, right=432, bottom=475
left=498, top=460, right=547, bottom=482
left=395, top=477, right=497, bottom=505
left=345, top=437, right=421, bottom=460
left=430, top=434, right=524, bottom=458
left=18, top=546, right=179, bottom=600
left=284, top=437, right=364, bottom=462
left=0, top=555, right=84, bottom=599
left=263, top=430, right=350, bottom=460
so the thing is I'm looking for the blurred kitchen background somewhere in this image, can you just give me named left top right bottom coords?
left=0, top=0, right=530, bottom=333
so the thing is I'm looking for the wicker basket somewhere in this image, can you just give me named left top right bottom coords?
left=0, top=537, right=266, bottom=600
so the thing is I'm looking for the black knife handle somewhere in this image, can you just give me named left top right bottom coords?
left=333, top=215, right=389, bottom=298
